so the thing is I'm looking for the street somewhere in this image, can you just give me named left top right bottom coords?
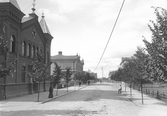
left=1, top=83, right=167, bottom=116
left=1, top=83, right=141, bottom=116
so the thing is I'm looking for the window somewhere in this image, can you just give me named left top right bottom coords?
left=31, top=45, right=35, bottom=58
left=22, top=41, right=26, bottom=56
left=33, top=46, right=35, bottom=58
left=10, top=35, right=15, bottom=53
left=27, top=43, right=31, bottom=57
left=21, top=66, right=26, bottom=83
left=36, top=47, right=39, bottom=55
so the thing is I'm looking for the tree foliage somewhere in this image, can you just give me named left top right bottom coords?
left=51, top=63, right=62, bottom=87
left=0, top=22, right=15, bottom=78
left=64, top=67, right=72, bottom=91
left=0, top=23, right=8, bottom=55
left=133, top=47, right=151, bottom=83
left=143, top=7, right=167, bottom=82
left=73, top=71, right=96, bottom=83
left=110, top=7, right=167, bottom=83
left=64, top=67, right=72, bottom=84
left=109, top=47, right=152, bottom=84
left=26, top=51, right=48, bottom=83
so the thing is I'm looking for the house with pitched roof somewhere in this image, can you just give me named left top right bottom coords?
left=51, top=51, right=84, bottom=75
left=0, top=0, right=53, bottom=100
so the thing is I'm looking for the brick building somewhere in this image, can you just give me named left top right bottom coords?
left=0, top=0, right=53, bottom=100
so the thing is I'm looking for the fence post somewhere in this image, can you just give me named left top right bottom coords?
left=146, top=89, right=147, bottom=94
left=152, top=90, right=154, bottom=95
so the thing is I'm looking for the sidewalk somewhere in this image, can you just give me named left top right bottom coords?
left=121, top=85, right=167, bottom=116
left=0, top=85, right=87, bottom=111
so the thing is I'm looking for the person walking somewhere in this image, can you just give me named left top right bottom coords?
left=118, top=84, right=122, bottom=94
left=79, top=81, right=82, bottom=87
left=48, top=83, right=53, bottom=98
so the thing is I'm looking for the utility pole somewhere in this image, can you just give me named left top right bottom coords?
left=101, top=67, right=103, bottom=78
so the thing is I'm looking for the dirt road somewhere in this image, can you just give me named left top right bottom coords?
left=1, top=83, right=143, bottom=116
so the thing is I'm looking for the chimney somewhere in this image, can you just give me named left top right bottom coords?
left=58, top=51, right=62, bottom=55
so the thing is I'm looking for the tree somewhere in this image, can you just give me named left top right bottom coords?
left=51, top=62, right=62, bottom=95
left=133, top=47, right=151, bottom=104
left=73, top=71, right=93, bottom=84
left=26, top=52, right=47, bottom=102
left=0, top=22, right=15, bottom=99
left=109, top=68, right=124, bottom=81
left=110, top=47, right=151, bottom=102
left=0, top=22, right=15, bottom=78
left=143, top=7, right=167, bottom=82
left=73, top=72, right=84, bottom=82
left=64, top=67, right=72, bottom=92
left=133, top=47, right=151, bottom=83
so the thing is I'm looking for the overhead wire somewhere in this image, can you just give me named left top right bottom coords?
left=94, top=0, right=126, bottom=73
left=23, top=4, right=32, bottom=12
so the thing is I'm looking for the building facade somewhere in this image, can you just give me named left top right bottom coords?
left=0, top=0, right=53, bottom=100
left=51, top=51, right=84, bottom=75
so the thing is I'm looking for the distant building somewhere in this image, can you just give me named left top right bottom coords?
left=51, top=51, right=84, bottom=74
left=0, top=0, right=53, bottom=100
left=87, top=70, right=97, bottom=79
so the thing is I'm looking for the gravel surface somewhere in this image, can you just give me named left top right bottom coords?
left=1, top=83, right=144, bottom=116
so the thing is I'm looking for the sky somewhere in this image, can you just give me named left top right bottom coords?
left=17, top=0, right=167, bottom=78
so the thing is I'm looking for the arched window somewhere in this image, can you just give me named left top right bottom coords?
left=27, top=43, right=31, bottom=57
left=21, top=65, right=26, bottom=83
left=10, top=35, right=15, bottom=53
left=36, top=47, right=39, bottom=55
left=22, top=41, right=26, bottom=56
left=33, top=46, right=35, bottom=58
left=31, top=45, right=36, bottom=58
left=31, top=45, right=34, bottom=58
left=27, top=43, right=29, bottom=57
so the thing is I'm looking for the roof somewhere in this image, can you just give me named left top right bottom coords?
left=22, top=17, right=33, bottom=23
left=0, top=0, right=20, bottom=10
left=51, top=55, right=79, bottom=60
left=39, top=15, right=51, bottom=35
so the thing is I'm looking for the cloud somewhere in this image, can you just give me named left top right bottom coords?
left=49, top=0, right=91, bottom=14
left=38, top=8, right=68, bottom=23
left=93, top=0, right=121, bottom=25
left=48, top=0, right=167, bottom=77
left=90, top=57, right=121, bottom=77
left=48, top=0, right=123, bottom=25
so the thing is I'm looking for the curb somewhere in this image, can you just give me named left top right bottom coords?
left=41, top=85, right=87, bottom=104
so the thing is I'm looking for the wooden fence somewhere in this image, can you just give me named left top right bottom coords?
left=142, top=88, right=167, bottom=101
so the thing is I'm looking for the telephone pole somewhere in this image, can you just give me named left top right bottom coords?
left=101, top=67, right=103, bottom=78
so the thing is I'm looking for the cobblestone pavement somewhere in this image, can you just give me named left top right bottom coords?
left=1, top=83, right=167, bottom=116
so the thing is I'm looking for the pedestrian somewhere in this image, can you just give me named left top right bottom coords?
left=79, top=81, right=81, bottom=87
left=118, top=84, right=122, bottom=94
left=48, top=83, right=53, bottom=98
left=87, top=80, right=90, bottom=85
